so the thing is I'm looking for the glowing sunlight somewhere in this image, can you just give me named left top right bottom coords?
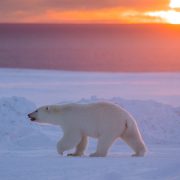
left=146, top=10, right=180, bottom=24
left=170, top=0, right=180, bottom=8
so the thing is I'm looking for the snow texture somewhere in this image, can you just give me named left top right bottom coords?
left=0, top=97, right=59, bottom=150
left=1, top=68, right=180, bottom=106
left=0, top=69, right=180, bottom=180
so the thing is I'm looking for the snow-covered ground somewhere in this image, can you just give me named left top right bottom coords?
left=1, top=68, right=180, bottom=106
left=0, top=68, right=180, bottom=180
left=1, top=145, right=180, bottom=180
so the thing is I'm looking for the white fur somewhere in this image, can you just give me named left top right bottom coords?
left=29, top=102, right=147, bottom=157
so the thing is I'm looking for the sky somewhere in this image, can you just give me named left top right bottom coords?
left=0, top=0, right=180, bottom=24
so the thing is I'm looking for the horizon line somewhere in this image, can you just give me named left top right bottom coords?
left=1, top=22, right=180, bottom=25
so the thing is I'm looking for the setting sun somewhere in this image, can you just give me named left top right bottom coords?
left=145, top=0, right=180, bottom=24
left=146, top=10, right=180, bottom=24
left=170, top=0, right=180, bottom=8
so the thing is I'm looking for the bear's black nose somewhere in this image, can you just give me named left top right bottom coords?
left=28, top=113, right=36, bottom=121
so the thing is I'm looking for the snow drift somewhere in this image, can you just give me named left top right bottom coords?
left=0, top=96, right=180, bottom=150
left=0, top=97, right=59, bottom=150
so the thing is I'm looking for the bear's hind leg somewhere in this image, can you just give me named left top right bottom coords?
left=67, top=135, right=88, bottom=157
left=121, top=127, right=146, bottom=157
left=57, top=132, right=81, bottom=155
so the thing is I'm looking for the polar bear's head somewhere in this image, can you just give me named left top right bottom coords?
left=28, top=106, right=58, bottom=124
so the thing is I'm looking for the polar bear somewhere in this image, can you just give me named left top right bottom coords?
left=28, top=102, right=147, bottom=157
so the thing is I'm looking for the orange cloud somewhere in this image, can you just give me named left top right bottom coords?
left=44, top=9, right=167, bottom=24
left=0, top=8, right=169, bottom=24
left=44, top=8, right=129, bottom=23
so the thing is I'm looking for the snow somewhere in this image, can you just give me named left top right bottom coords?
left=0, top=96, right=60, bottom=150
left=1, top=145, right=180, bottom=180
left=0, top=68, right=180, bottom=180
left=1, top=68, right=180, bottom=106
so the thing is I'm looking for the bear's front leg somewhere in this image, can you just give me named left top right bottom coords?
left=56, top=132, right=82, bottom=155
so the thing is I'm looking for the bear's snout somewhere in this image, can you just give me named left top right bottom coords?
left=28, top=113, right=36, bottom=121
